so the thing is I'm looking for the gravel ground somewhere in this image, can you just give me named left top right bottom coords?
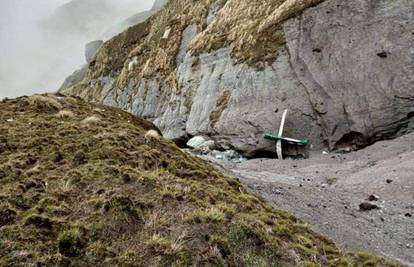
left=198, top=133, right=414, bottom=266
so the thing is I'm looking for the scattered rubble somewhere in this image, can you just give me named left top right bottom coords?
left=185, top=136, right=247, bottom=163
left=212, top=150, right=246, bottom=163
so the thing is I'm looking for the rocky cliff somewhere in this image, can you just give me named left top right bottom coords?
left=61, top=0, right=414, bottom=156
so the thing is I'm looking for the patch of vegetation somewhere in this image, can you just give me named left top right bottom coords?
left=58, top=228, right=85, bottom=257
left=189, top=206, right=225, bottom=223
left=210, top=90, right=230, bottom=127
left=0, top=94, right=399, bottom=266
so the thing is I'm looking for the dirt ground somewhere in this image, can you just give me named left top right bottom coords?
left=199, top=133, right=414, bottom=266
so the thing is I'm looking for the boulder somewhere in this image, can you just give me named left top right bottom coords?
left=186, top=136, right=214, bottom=149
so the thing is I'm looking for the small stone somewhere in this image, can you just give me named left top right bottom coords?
left=376, top=51, right=388, bottom=58
left=359, top=202, right=380, bottom=211
left=386, top=179, right=393, bottom=184
left=367, top=195, right=380, bottom=201
left=273, top=189, right=282, bottom=195
left=405, top=213, right=412, bottom=218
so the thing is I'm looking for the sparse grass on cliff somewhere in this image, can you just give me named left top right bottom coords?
left=62, top=0, right=325, bottom=98
left=0, top=94, right=398, bottom=266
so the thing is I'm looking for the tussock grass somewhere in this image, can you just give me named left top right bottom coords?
left=55, top=110, right=75, bottom=119
left=0, top=94, right=399, bottom=266
left=144, top=129, right=161, bottom=141
left=28, top=94, right=63, bottom=111
left=81, top=116, right=102, bottom=125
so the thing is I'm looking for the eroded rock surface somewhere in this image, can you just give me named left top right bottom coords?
left=61, top=0, right=414, bottom=156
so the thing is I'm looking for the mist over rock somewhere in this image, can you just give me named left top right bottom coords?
left=0, top=0, right=154, bottom=100
left=42, top=0, right=152, bottom=39
left=103, top=0, right=168, bottom=39
left=85, top=40, right=103, bottom=64
left=61, top=0, right=414, bottom=156
left=59, top=0, right=168, bottom=92
left=59, top=65, right=88, bottom=91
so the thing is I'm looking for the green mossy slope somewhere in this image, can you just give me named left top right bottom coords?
left=0, top=94, right=398, bottom=266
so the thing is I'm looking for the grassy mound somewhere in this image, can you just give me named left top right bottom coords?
left=0, top=94, right=398, bottom=266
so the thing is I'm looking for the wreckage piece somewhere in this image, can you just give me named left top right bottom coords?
left=264, top=109, right=309, bottom=159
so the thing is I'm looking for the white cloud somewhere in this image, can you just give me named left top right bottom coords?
left=0, top=0, right=153, bottom=99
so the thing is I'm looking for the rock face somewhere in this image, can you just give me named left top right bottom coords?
left=59, top=65, right=88, bottom=91
left=85, top=40, right=104, bottom=64
left=61, top=0, right=414, bottom=156
left=102, top=0, right=168, bottom=39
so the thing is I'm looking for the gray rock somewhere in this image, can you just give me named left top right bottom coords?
left=85, top=40, right=103, bottom=64
left=64, top=0, right=414, bottom=157
left=207, top=0, right=226, bottom=25
left=203, top=140, right=216, bottom=150
left=59, top=65, right=88, bottom=91
left=187, top=136, right=208, bottom=148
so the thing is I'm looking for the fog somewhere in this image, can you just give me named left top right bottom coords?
left=0, top=0, right=154, bottom=99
